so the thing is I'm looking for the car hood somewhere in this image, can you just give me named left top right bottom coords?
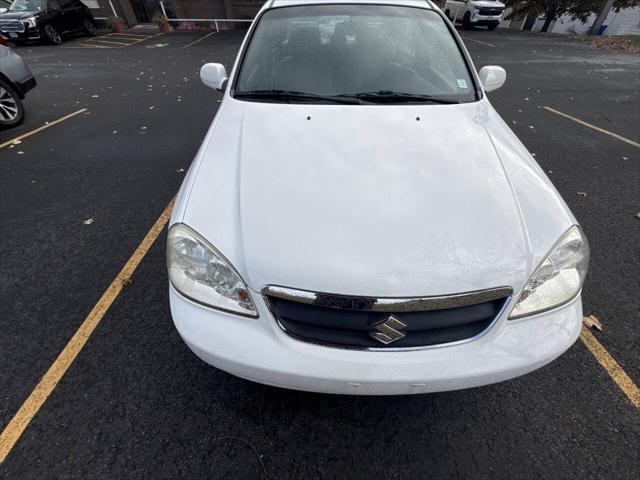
left=472, top=1, right=506, bottom=8
left=180, top=100, right=573, bottom=298
left=0, top=11, right=40, bottom=20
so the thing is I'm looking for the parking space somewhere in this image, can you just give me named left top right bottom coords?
left=0, top=29, right=638, bottom=479
left=62, top=32, right=165, bottom=49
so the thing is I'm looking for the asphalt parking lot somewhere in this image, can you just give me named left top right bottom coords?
left=0, top=28, right=638, bottom=479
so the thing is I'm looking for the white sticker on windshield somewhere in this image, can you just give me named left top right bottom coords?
left=457, top=79, right=468, bottom=89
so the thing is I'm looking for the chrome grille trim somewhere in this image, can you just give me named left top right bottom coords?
left=0, top=20, right=25, bottom=33
left=478, top=8, right=503, bottom=16
left=262, top=286, right=513, bottom=313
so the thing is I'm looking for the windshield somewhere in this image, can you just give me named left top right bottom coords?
left=9, top=0, right=44, bottom=11
left=234, top=5, right=476, bottom=104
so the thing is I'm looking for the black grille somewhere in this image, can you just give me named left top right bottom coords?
left=265, top=290, right=510, bottom=350
left=0, top=20, right=25, bottom=33
left=478, top=8, right=503, bottom=16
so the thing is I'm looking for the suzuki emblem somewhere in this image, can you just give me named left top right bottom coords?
left=370, top=315, right=407, bottom=345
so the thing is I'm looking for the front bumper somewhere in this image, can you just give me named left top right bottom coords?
left=170, top=286, right=583, bottom=395
left=0, top=46, right=36, bottom=98
left=0, top=27, right=41, bottom=42
left=16, top=76, right=36, bottom=97
left=471, top=14, right=502, bottom=26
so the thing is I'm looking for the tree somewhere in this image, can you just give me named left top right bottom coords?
left=505, top=0, right=639, bottom=33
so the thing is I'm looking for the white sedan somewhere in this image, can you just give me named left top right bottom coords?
left=167, top=0, right=589, bottom=395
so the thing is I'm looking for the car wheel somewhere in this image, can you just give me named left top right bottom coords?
left=83, top=18, right=97, bottom=37
left=0, top=79, right=25, bottom=129
left=44, top=24, right=62, bottom=45
left=462, top=12, right=472, bottom=30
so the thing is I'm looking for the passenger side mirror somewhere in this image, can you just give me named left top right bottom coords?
left=478, top=66, right=506, bottom=93
left=200, top=63, right=228, bottom=91
left=0, top=8, right=7, bottom=13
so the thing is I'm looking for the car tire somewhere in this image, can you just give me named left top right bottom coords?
left=44, top=24, right=62, bottom=45
left=0, top=79, right=25, bottom=129
left=83, top=18, right=97, bottom=37
left=462, top=12, right=472, bottom=30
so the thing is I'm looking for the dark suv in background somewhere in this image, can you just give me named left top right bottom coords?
left=0, top=0, right=97, bottom=45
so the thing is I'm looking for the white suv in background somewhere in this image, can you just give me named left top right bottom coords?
left=444, top=0, right=505, bottom=30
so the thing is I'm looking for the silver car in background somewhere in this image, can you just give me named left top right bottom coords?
left=0, top=42, right=35, bottom=128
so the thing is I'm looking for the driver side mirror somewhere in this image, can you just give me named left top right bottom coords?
left=200, top=63, right=228, bottom=91
left=478, top=66, right=506, bottom=93
left=0, top=8, right=7, bottom=14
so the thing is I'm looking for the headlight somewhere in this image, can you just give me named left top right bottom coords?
left=25, top=17, right=38, bottom=28
left=167, top=223, right=258, bottom=317
left=510, top=226, right=589, bottom=319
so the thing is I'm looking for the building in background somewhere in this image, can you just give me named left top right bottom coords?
left=88, top=1, right=638, bottom=35
left=90, top=0, right=265, bottom=27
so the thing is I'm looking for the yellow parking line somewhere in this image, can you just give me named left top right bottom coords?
left=89, top=39, right=132, bottom=45
left=107, top=32, right=153, bottom=37
left=544, top=106, right=640, bottom=149
left=125, top=33, right=164, bottom=46
left=63, top=33, right=161, bottom=49
left=0, top=171, right=635, bottom=464
left=0, top=198, right=175, bottom=464
left=580, top=327, right=640, bottom=409
left=104, top=36, right=144, bottom=41
left=62, top=41, right=111, bottom=48
left=183, top=31, right=216, bottom=48
left=0, top=109, right=87, bottom=150
left=64, top=44, right=111, bottom=49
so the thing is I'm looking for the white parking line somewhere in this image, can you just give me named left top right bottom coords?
left=461, top=36, right=496, bottom=48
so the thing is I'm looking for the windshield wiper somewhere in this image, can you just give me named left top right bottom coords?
left=340, top=91, right=461, bottom=104
left=234, top=90, right=363, bottom=105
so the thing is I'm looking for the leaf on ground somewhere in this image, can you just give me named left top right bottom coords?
left=83, top=218, right=94, bottom=225
left=583, top=315, right=603, bottom=331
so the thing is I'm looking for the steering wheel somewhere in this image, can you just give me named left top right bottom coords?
left=370, top=62, right=418, bottom=86
left=366, top=62, right=442, bottom=94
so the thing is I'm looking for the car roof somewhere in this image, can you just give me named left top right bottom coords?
left=267, top=0, right=437, bottom=10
